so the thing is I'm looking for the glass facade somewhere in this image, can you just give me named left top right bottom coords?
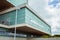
left=0, top=7, right=51, bottom=34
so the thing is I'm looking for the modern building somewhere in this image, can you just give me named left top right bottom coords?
left=0, top=0, right=51, bottom=37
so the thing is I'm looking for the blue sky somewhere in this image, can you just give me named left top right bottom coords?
left=28, top=0, right=60, bottom=35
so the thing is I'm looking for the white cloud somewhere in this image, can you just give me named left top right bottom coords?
left=45, top=6, right=54, bottom=12
left=44, top=0, right=49, bottom=2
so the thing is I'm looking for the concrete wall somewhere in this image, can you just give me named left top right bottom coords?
left=0, top=36, right=60, bottom=40
left=0, top=36, right=27, bottom=40
left=27, top=38, right=60, bottom=40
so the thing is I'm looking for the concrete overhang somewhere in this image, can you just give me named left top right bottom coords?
left=0, top=23, right=51, bottom=35
left=0, top=0, right=14, bottom=12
